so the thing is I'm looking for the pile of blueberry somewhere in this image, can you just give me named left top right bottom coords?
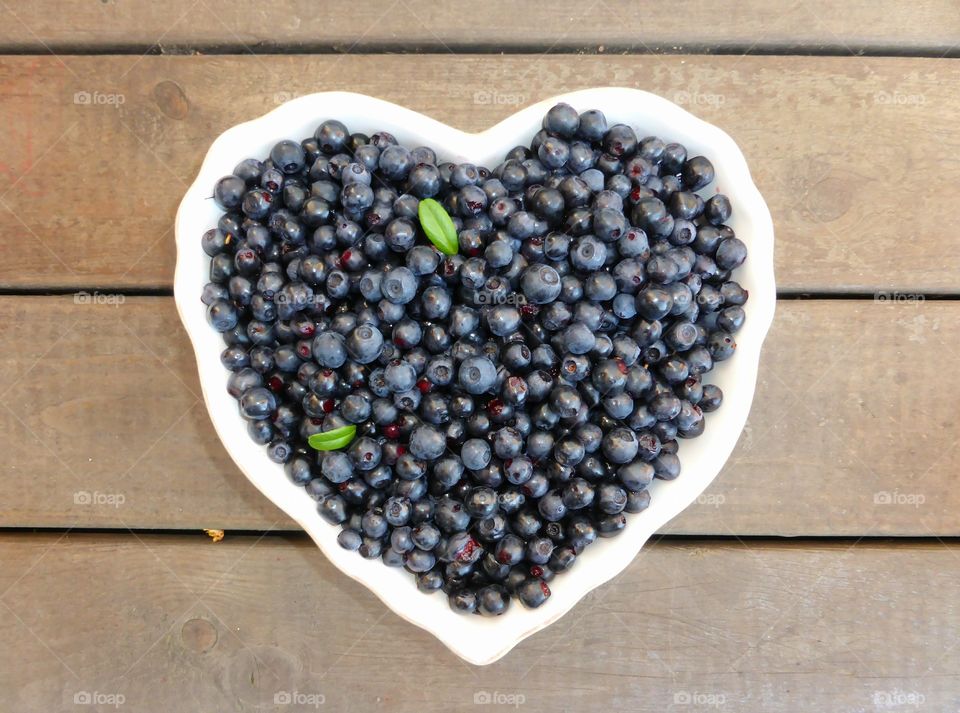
left=201, top=103, right=747, bottom=616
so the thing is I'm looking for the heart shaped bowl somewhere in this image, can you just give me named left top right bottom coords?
left=174, top=88, right=776, bottom=665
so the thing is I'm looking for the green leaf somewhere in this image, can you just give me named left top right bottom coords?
left=308, top=425, right=357, bottom=451
left=417, top=198, right=458, bottom=255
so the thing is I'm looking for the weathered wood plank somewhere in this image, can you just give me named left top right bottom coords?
left=0, top=54, right=957, bottom=291
left=1, top=533, right=958, bottom=710
left=0, top=1, right=957, bottom=53
left=1, top=296, right=954, bottom=535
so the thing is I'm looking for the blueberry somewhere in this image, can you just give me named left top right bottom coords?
left=320, top=451, right=353, bottom=483
left=376, top=145, right=412, bottom=181
left=653, top=452, right=682, bottom=480
left=267, top=439, right=292, bottom=463
left=682, top=156, right=715, bottom=190
left=434, top=498, right=470, bottom=533
left=220, top=346, right=249, bottom=371
left=384, top=218, right=417, bottom=252
left=404, top=246, right=439, bottom=277
left=202, top=282, right=229, bottom=307
left=616, top=460, right=654, bottom=492
left=593, top=207, right=627, bottom=242
left=239, top=387, right=276, bottom=419
left=403, top=524, right=437, bottom=553
left=337, top=529, right=362, bottom=550
left=548, top=546, right=576, bottom=572
left=537, top=490, right=567, bottom=522
left=461, top=438, right=492, bottom=471
left=345, top=324, right=384, bottom=364
left=207, top=300, right=239, bottom=332
left=570, top=108, right=604, bottom=141
left=489, top=427, right=521, bottom=460
left=502, top=343, right=532, bottom=372
left=361, top=509, right=389, bottom=539
left=349, top=436, right=382, bottom=470
left=464, top=487, right=499, bottom=519
left=341, top=182, right=375, bottom=212
left=720, top=281, right=749, bottom=306
left=536, top=135, right=569, bottom=170
left=270, top=139, right=305, bottom=174
left=520, top=264, right=562, bottom=304
left=421, top=354, right=453, bottom=387
left=700, top=384, right=723, bottom=412
left=603, top=124, right=638, bottom=157
left=409, top=425, right=446, bottom=460
left=209, top=253, right=235, bottom=283
left=312, top=332, right=347, bottom=368
left=481, top=305, right=517, bottom=337
left=542, top=102, right=580, bottom=138
left=405, top=163, right=440, bottom=199
left=707, top=331, right=737, bottom=361
left=570, top=235, right=606, bottom=271
left=358, top=536, right=384, bottom=558
left=458, top=356, right=497, bottom=395
left=449, top=589, right=478, bottom=613
left=233, top=157, right=264, bottom=184
left=405, top=549, right=436, bottom=573
left=501, top=376, right=529, bottom=406
left=635, top=286, right=674, bottom=321
left=317, top=493, right=349, bottom=524
left=602, top=427, right=639, bottom=464
left=382, top=360, right=416, bottom=393
left=477, top=585, right=510, bottom=616
left=584, top=272, right=617, bottom=301
left=715, top=237, right=747, bottom=270
left=213, top=175, right=246, bottom=210
left=314, top=119, right=349, bottom=154
left=596, top=512, right=627, bottom=536
left=380, top=266, right=417, bottom=305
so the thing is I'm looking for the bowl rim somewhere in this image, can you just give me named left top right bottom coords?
left=174, top=87, right=776, bottom=666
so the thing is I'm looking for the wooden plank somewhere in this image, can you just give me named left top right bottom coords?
left=0, top=1, right=958, bottom=53
left=1, top=295, right=955, bottom=536
left=0, top=54, right=957, bottom=292
left=1, top=533, right=958, bottom=710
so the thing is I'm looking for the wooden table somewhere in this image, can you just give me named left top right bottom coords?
left=1, top=3, right=958, bottom=710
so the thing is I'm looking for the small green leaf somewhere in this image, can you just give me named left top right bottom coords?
left=308, top=425, right=357, bottom=451
left=417, top=198, right=458, bottom=255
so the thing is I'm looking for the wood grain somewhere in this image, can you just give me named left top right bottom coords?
left=2, top=533, right=958, bottom=711
left=2, top=296, right=956, bottom=536
left=0, top=1, right=958, bottom=53
left=0, top=54, right=958, bottom=291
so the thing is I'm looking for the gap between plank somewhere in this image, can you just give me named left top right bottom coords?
left=0, top=527, right=956, bottom=545
left=3, top=288, right=960, bottom=301
left=0, top=44, right=958, bottom=58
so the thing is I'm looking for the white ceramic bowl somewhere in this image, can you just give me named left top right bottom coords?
left=175, top=88, right=775, bottom=665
